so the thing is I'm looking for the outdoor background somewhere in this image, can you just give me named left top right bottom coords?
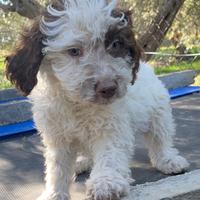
left=0, top=0, right=200, bottom=89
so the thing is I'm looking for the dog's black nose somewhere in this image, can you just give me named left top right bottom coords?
left=96, top=81, right=117, bottom=99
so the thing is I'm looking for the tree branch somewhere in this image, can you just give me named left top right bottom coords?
left=0, top=0, right=44, bottom=19
left=138, top=0, right=186, bottom=60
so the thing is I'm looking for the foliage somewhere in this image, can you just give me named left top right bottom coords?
left=0, top=56, right=12, bottom=89
left=0, top=0, right=48, bottom=50
left=122, top=0, right=200, bottom=48
left=0, top=11, right=27, bottom=49
left=167, top=0, right=200, bottom=49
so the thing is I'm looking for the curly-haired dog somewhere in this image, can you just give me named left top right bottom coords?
left=6, top=0, right=189, bottom=199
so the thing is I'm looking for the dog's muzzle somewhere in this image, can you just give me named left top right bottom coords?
left=95, top=79, right=117, bottom=99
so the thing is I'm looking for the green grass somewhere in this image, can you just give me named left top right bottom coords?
left=154, top=60, right=200, bottom=75
left=159, top=45, right=200, bottom=54
left=0, top=57, right=13, bottom=89
left=154, top=59, right=200, bottom=86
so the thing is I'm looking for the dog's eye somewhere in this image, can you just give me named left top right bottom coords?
left=67, top=48, right=83, bottom=57
left=112, top=40, right=123, bottom=50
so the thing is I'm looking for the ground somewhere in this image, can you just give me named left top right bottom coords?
left=0, top=93, right=200, bottom=200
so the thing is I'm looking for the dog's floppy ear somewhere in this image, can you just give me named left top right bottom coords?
left=130, top=32, right=142, bottom=85
left=122, top=10, right=142, bottom=84
left=5, top=19, right=44, bottom=96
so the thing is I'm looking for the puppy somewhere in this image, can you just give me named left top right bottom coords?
left=6, top=0, right=189, bottom=200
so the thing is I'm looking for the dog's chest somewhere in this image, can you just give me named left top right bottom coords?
left=63, top=106, right=131, bottom=141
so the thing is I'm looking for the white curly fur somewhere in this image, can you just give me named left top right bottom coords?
left=30, top=1, right=190, bottom=200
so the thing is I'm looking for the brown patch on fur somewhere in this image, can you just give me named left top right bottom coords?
left=111, top=9, right=133, bottom=26
left=51, top=0, right=66, bottom=11
left=105, top=10, right=142, bottom=84
left=5, top=19, right=45, bottom=96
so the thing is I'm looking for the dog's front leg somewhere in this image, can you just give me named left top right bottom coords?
left=37, top=140, right=76, bottom=200
left=86, top=134, right=133, bottom=200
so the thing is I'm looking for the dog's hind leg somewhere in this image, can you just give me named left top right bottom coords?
left=144, top=103, right=189, bottom=175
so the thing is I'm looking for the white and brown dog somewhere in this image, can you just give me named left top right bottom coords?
left=6, top=0, right=189, bottom=200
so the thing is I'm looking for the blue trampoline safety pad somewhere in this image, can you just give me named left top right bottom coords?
left=0, top=86, right=200, bottom=139
left=0, top=120, right=36, bottom=138
left=169, top=86, right=200, bottom=99
left=0, top=97, right=27, bottom=105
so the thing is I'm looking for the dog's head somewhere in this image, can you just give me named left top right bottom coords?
left=6, top=0, right=142, bottom=104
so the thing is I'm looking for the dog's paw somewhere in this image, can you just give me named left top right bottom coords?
left=86, top=174, right=130, bottom=200
left=154, top=155, right=189, bottom=175
left=36, top=191, right=69, bottom=200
